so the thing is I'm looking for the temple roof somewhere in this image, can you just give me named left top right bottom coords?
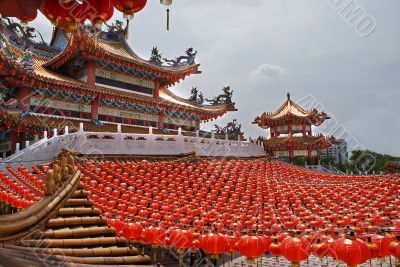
left=43, top=25, right=200, bottom=88
left=254, top=93, right=330, bottom=128
left=0, top=21, right=231, bottom=121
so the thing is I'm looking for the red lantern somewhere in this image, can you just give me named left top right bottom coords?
left=389, top=237, right=400, bottom=260
left=235, top=235, right=268, bottom=261
left=200, top=233, right=228, bottom=258
left=41, top=0, right=86, bottom=32
left=372, top=234, right=396, bottom=262
left=169, top=229, right=193, bottom=251
left=281, top=236, right=311, bottom=267
left=142, top=226, right=166, bottom=246
left=18, top=9, right=38, bottom=25
left=84, top=0, right=114, bottom=26
left=114, top=0, right=147, bottom=19
left=332, top=237, right=370, bottom=267
left=122, top=222, right=143, bottom=241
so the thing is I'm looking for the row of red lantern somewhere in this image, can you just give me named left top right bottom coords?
left=109, top=217, right=400, bottom=266
left=18, top=1, right=147, bottom=32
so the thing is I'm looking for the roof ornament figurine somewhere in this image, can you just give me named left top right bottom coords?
left=2, top=17, right=46, bottom=46
left=206, top=86, right=234, bottom=106
left=163, top=47, right=197, bottom=67
left=149, top=47, right=163, bottom=66
left=19, top=48, right=35, bottom=72
left=213, top=119, right=242, bottom=135
left=104, top=19, right=130, bottom=40
left=186, top=87, right=204, bottom=104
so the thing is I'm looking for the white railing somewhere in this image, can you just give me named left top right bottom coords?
left=1, top=123, right=265, bottom=169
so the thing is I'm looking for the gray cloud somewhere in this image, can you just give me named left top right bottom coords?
left=251, top=63, right=288, bottom=78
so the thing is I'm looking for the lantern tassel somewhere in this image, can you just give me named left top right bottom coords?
left=166, top=9, right=170, bottom=31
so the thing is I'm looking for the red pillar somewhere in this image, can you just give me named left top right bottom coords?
left=18, top=86, right=31, bottom=111
left=195, top=118, right=200, bottom=130
left=307, top=148, right=312, bottom=164
left=10, top=131, right=19, bottom=154
left=158, top=111, right=164, bottom=129
left=87, top=59, right=96, bottom=85
left=91, top=97, right=99, bottom=120
left=288, top=120, right=293, bottom=137
left=153, top=79, right=160, bottom=98
left=302, top=124, right=307, bottom=136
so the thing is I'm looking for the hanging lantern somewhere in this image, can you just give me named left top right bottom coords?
left=281, top=236, right=311, bottom=267
left=17, top=9, right=38, bottom=25
left=235, top=235, right=269, bottom=262
left=200, top=233, right=228, bottom=259
left=41, top=0, right=86, bottom=32
left=84, top=0, right=114, bottom=27
left=332, top=237, right=370, bottom=267
left=114, top=0, right=147, bottom=19
left=160, top=0, right=172, bottom=31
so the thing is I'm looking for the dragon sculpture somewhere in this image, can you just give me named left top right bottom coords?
left=149, top=47, right=163, bottom=66
left=104, top=19, right=130, bottom=40
left=163, top=47, right=197, bottom=67
left=2, top=17, right=46, bottom=45
left=206, top=86, right=234, bottom=106
left=213, top=119, right=242, bottom=135
left=187, top=87, right=204, bottom=104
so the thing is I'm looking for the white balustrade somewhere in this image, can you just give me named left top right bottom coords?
left=1, top=126, right=265, bottom=168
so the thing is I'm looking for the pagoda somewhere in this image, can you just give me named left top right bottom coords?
left=0, top=19, right=236, bottom=156
left=254, top=93, right=334, bottom=164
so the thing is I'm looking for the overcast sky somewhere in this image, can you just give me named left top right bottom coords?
left=28, top=0, right=400, bottom=156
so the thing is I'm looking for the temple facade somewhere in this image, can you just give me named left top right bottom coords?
left=0, top=19, right=236, bottom=156
left=254, top=93, right=334, bottom=164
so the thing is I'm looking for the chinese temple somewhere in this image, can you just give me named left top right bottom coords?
left=0, top=17, right=236, bottom=156
left=254, top=93, right=334, bottom=164
left=0, top=2, right=399, bottom=267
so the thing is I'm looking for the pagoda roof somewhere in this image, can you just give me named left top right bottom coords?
left=254, top=93, right=330, bottom=128
left=261, top=134, right=335, bottom=150
left=43, top=25, right=200, bottom=88
left=0, top=22, right=230, bottom=121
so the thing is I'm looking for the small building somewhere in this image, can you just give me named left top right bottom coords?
left=323, top=138, right=348, bottom=164
left=254, top=93, right=335, bottom=164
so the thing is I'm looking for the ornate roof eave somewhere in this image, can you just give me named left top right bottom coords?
left=0, top=53, right=225, bottom=119
left=262, top=135, right=335, bottom=150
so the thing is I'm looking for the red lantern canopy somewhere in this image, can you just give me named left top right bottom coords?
left=84, top=0, right=114, bottom=26
left=114, top=0, right=147, bottom=19
left=281, top=236, right=311, bottom=267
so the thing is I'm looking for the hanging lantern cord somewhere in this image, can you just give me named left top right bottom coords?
left=166, top=9, right=170, bottom=31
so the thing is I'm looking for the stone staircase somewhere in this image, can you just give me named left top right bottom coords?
left=2, top=182, right=153, bottom=267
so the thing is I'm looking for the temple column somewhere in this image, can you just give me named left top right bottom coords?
left=10, top=131, right=19, bottom=154
left=288, top=120, right=293, bottom=137
left=195, top=118, right=200, bottom=130
left=18, top=86, right=31, bottom=111
left=307, top=148, right=312, bottom=165
left=87, top=59, right=96, bottom=85
left=153, top=79, right=160, bottom=98
left=302, top=124, right=307, bottom=136
left=91, top=97, right=99, bottom=120
left=289, top=148, right=294, bottom=163
left=158, top=111, right=164, bottom=129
